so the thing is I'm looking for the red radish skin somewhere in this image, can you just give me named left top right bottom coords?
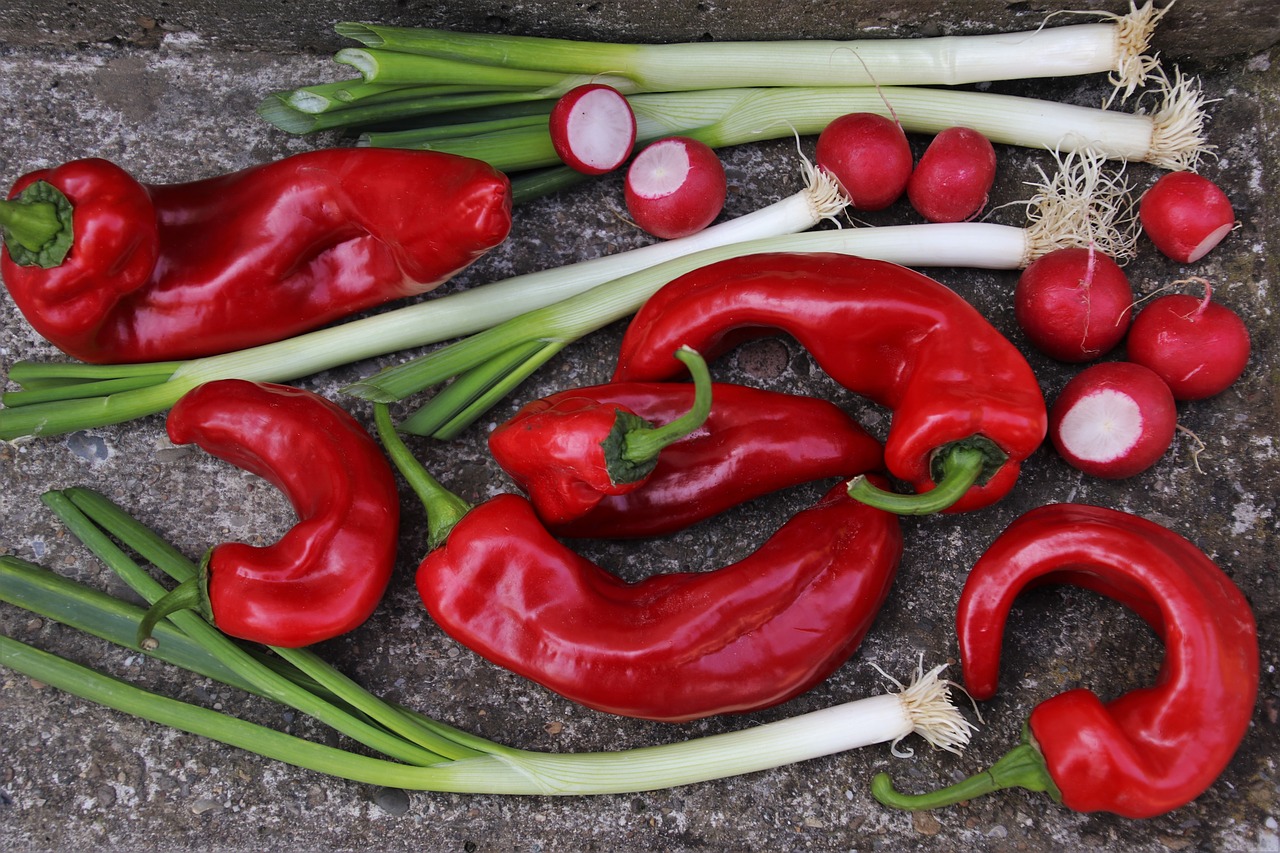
left=1139, top=171, right=1236, bottom=263
left=1049, top=361, right=1178, bottom=479
left=815, top=112, right=913, bottom=211
left=906, top=127, right=997, bottom=223
left=1126, top=280, right=1251, bottom=400
left=1014, top=247, right=1134, bottom=363
left=624, top=137, right=727, bottom=240
left=549, top=84, right=637, bottom=175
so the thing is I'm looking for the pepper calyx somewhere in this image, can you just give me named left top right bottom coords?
left=871, top=724, right=1062, bottom=811
left=136, top=550, right=215, bottom=649
left=848, top=437, right=1006, bottom=515
left=605, top=346, right=713, bottom=486
left=0, top=180, right=74, bottom=268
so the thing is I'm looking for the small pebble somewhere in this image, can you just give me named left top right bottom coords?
left=191, top=798, right=221, bottom=815
left=375, top=786, right=410, bottom=816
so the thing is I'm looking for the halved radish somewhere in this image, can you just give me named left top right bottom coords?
left=1049, top=361, right=1177, bottom=479
left=549, top=84, right=637, bottom=175
left=815, top=112, right=913, bottom=211
left=1014, top=246, right=1134, bottom=363
left=624, top=136, right=727, bottom=240
left=906, top=127, right=997, bottom=223
left=1138, top=171, right=1235, bottom=263
left=1126, top=279, right=1251, bottom=400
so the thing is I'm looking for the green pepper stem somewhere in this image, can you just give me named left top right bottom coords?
left=0, top=196, right=62, bottom=251
left=373, top=402, right=472, bottom=549
left=620, top=346, right=713, bottom=464
left=871, top=729, right=1061, bottom=810
left=847, top=443, right=990, bottom=515
left=136, top=576, right=206, bottom=649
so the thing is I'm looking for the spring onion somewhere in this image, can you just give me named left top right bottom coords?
left=1, top=490, right=975, bottom=795
left=264, top=2, right=1166, bottom=123
left=0, top=164, right=845, bottom=441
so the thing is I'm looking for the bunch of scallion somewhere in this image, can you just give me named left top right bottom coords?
left=257, top=2, right=1206, bottom=204
left=0, top=486, right=975, bottom=796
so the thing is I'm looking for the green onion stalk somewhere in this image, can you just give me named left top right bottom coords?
left=0, top=490, right=976, bottom=796
left=261, top=2, right=1170, bottom=132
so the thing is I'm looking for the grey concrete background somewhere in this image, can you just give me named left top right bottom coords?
left=1, top=2, right=1277, bottom=851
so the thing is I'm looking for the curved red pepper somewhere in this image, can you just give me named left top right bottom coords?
left=0, top=149, right=511, bottom=363
left=872, top=503, right=1259, bottom=818
left=415, top=484, right=900, bottom=722
left=138, top=379, right=400, bottom=648
left=611, top=252, right=1047, bottom=514
left=373, top=404, right=900, bottom=722
left=491, top=379, right=883, bottom=538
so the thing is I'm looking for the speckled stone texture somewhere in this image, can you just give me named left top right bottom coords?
left=1, top=3, right=1278, bottom=852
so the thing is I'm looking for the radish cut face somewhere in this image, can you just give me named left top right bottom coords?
left=549, top=84, right=637, bottom=175
left=1049, top=361, right=1177, bottom=479
left=1138, top=171, right=1235, bottom=263
left=624, top=137, right=727, bottom=240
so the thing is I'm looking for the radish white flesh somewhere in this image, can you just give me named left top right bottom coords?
left=1015, top=246, right=1133, bottom=363
left=549, top=83, right=637, bottom=175
left=1126, top=281, right=1251, bottom=400
left=624, top=136, right=727, bottom=239
left=815, top=112, right=913, bottom=211
left=1139, top=171, right=1235, bottom=263
left=906, top=127, right=997, bottom=223
left=1050, top=361, right=1177, bottom=479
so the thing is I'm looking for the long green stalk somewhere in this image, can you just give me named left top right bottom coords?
left=366, top=77, right=1208, bottom=173
left=0, top=629, right=972, bottom=794
left=333, top=3, right=1165, bottom=94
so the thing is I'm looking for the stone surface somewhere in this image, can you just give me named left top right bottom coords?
left=1, top=3, right=1278, bottom=852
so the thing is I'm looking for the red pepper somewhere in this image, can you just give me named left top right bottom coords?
left=872, top=503, right=1259, bottom=818
left=137, top=379, right=401, bottom=649
left=611, top=252, right=1047, bottom=514
left=376, top=404, right=901, bottom=723
left=489, top=347, right=884, bottom=536
left=0, top=150, right=511, bottom=363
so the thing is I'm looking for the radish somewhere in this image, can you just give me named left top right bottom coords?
left=1049, top=361, right=1178, bottom=479
left=906, top=127, right=997, bottom=223
left=624, top=136, right=727, bottom=240
left=1138, top=171, right=1235, bottom=263
left=1014, top=246, right=1134, bottom=363
left=1126, top=278, right=1251, bottom=400
left=548, top=83, right=637, bottom=175
left=815, top=112, right=913, bottom=211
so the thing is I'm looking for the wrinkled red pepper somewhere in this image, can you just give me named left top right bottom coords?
left=0, top=149, right=511, bottom=363
left=376, top=404, right=900, bottom=722
left=872, top=503, right=1259, bottom=818
left=489, top=348, right=884, bottom=537
left=611, top=252, right=1047, bottom=514
left=137, top=379, right=401, bottom=648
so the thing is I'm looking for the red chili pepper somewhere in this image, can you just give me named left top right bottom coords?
left=376, top=404, right=901, bottom=723
left=0, top=150, right=511, bottom=363
left=489, top=347, right=884, bottom=536
left=137, top=379, right=401, bottom=649
left=872, top=503, right=1259, bottom=818
left=611, top=252, right=1047, bottom=515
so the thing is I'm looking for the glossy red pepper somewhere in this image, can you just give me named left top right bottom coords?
left=611, top=252, right=1047, bottom=515
left=490, top=350, right=884, bottom=537
left=872, top=503, right=1259, bottom=818
left=137, top=379, right=401, bottom=648
left=0, top=150, right=511, bottom=363
left=376, top=405, right=901, bottom=722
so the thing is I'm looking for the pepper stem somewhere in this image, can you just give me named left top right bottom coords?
left=847, top=438, right=1006, bottom=515
left=620, top=346, right=713, bottom=464
left=136, top=577, right=205, bottom=650
left=0, top=180, right=75, bottom=268
left=871, top=727, right=1061, bottom=811
left=373, top=402, right=471, bottom=549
